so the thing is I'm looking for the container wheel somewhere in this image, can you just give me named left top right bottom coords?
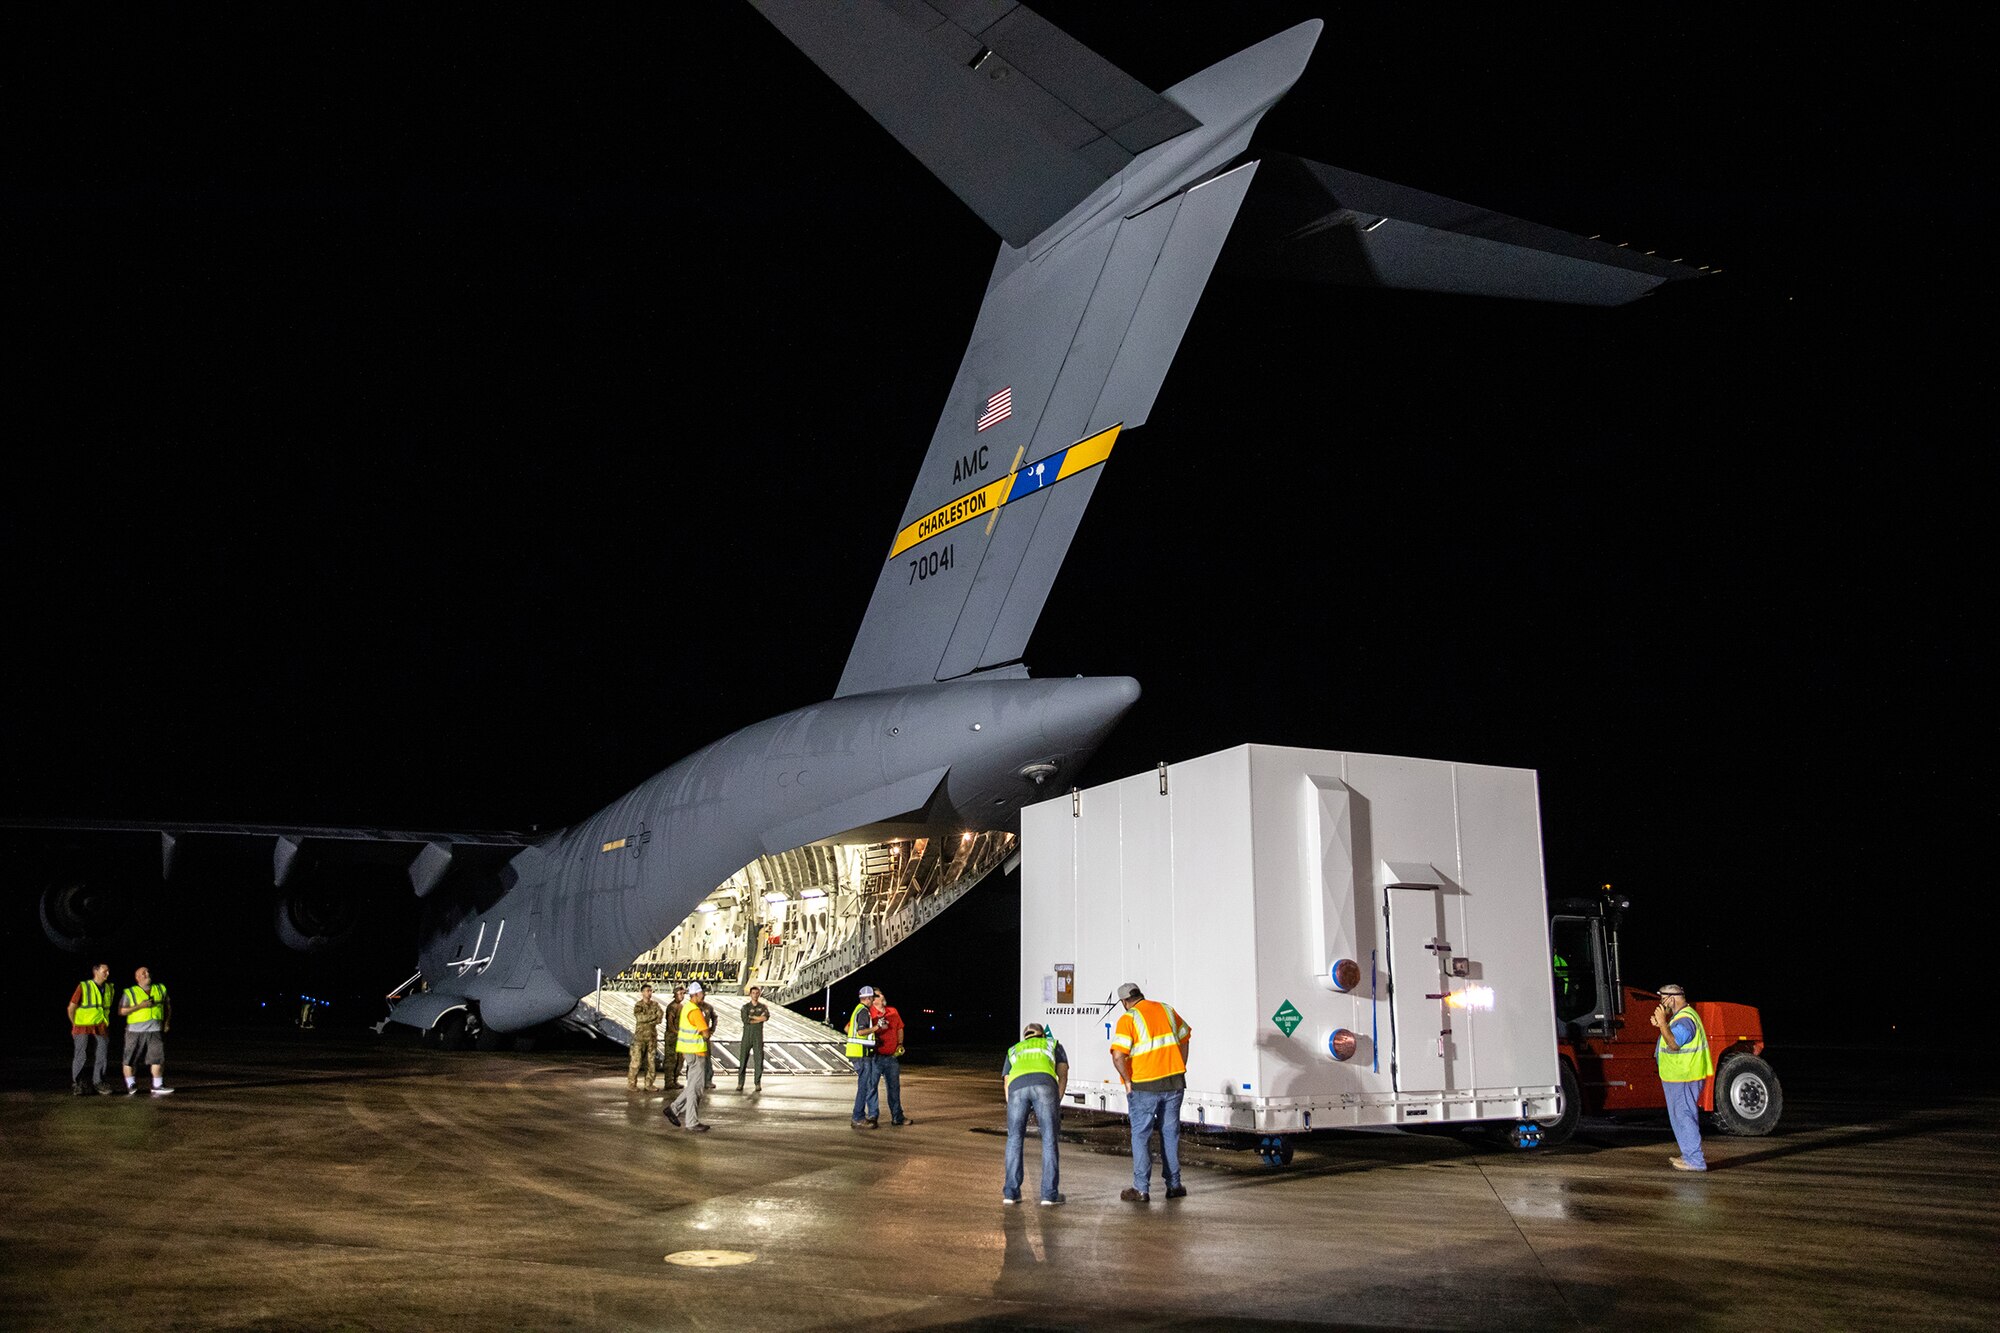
left=1254, top=1135, right=1295, bottom=1167
left=1535, top=1059, right=1582, bottom=1147
left=1709, top=1053, right=1783, bottom=1136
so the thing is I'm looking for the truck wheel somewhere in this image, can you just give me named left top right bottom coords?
left=1536, top=1060, right=1581, bottom=1147
left=1710, top=1054, right=1782, bottom=1136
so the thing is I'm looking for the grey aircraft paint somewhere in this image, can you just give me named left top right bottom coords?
left=11, top=4, right=1696, bottom=1033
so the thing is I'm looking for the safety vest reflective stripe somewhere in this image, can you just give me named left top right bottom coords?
left=1656, top=1004, right=1715, bottom=1083
left=1005, top=1037, right=1058, bottom=1089
left=122, top=985, right=167, bottom=1025
left=674, top=1001, right=709, bottom=1054
left=1114, top=1001, right=1188, bottom=1081
left=73, top=980, right=111, bottom=1025
left=844, top=1003, right=877, bottom=1059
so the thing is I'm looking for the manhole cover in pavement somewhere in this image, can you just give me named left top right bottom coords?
left=665, top=1250, right=757, bottom=1268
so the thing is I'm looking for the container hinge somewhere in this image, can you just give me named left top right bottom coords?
left=1070, top=787, right=1080, bottom=817
left=1157, top=761, right=1169, bottom=796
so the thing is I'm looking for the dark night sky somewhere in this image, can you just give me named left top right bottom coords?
left=5, top=6, right=1986, bottom=1044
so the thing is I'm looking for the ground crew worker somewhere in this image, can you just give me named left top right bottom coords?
left=737, top=985, right=768, bottom=1092
left=665, top=982, right=710, bottom=1132
left=1652, top=983, right=1713, bottom=1171
left=118, top=965, right=173, bottom=1096
left=1001, top=1023, right=1068, bottom=1206
left=1110, top=981, right=1190, bottom=1202
left=68, top=962, right=116, bottom=1095
left=628, top=984, right=664, bottom=1092
left=847, top=985, right=884, bottom=1128
left=663, top=984, right=687, bottom=1090
left=869, top=989, right=912, bottom=1125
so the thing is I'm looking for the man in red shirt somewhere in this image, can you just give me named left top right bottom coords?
left=869, top=990, right=913, bottom=1126
left=67, top=962, right=116, bottom=1095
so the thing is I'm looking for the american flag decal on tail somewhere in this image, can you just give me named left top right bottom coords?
left=976, top=386, right=1012, bottom=432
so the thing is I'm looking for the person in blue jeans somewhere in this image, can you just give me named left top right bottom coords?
left=1001, top=1024, right=1069, bottom=1206
left=1110, top=982, right=1192, bottom=1202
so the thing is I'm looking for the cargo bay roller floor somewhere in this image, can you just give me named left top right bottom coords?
left=4, top=1033, right=1993, bottom=1331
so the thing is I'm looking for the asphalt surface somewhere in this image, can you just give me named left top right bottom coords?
left=3, top=1032, right=1993, bottom=1331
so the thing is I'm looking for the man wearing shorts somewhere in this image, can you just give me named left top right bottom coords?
left=119, top=965, right=173, bottom=1096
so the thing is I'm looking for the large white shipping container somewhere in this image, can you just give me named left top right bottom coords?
left=1021, top=744, right=1562, bottom=1133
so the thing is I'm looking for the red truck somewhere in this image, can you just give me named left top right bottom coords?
left=1538, top=892, right=1782, bottom=1147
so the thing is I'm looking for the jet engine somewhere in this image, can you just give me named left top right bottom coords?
left=273, top=887, right=359, bottom=953
left=39, top=878, right=136, bottom=952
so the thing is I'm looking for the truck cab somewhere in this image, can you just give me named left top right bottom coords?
left=1541, top=894, right=1782, bottom=1145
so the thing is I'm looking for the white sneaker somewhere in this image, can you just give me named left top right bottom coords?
left=150, top=1086, right=175, bottom=1096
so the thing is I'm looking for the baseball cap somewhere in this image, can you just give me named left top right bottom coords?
left=1116, top=981, right=1141, bottom=1001
left=1023, top=1023, right=1045, bottom=1037
left=688, top=982, right=705, bottom=994
left=858, top=985, right=875, bottom=998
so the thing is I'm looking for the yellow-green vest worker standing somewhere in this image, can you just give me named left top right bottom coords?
left=68, top=964, right=116, bottom=1095
left=1652, top=984, right=1710, bottom=1171
left=118, top=966, right=173, bottom=1096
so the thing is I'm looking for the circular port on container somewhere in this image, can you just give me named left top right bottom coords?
left=1327, top=1028, right=1358, bottom=1061
left=1329, top=959, right=1361, bottom=992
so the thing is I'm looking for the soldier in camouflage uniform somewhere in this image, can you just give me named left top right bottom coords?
left=628, top=984, right=664, bottom=1092
left=662, top=984, right=687, bottom=1090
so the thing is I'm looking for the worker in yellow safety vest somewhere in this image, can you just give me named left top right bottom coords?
left=1110, top=981, right=1192, bottom=1202
left=847, top=985, right=886, bottom=1128
left=117, top=965, right=173, bottom=1096
left=67, top=962, right=117, bottom=1095
left=1001, top=1023, right=1069, bottom=1205
left=1652, top=983, right=1714, bottom=1171
left=665, top=981, right=711, bottom=1132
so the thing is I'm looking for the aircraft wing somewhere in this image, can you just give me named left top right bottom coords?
left=0, top=816, right=535, bottom=896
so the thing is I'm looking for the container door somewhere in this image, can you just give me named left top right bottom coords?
left=1386, top=885, right=1454, bottom=1093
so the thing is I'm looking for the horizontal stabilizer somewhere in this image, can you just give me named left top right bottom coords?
left=747, top=0, right=1200, bottom=247
left=1234, top=154, right=1700, bottom=305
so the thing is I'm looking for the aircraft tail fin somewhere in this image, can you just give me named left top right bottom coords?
left=745, top=0, right=1200, bottom=248
left=826, top=13, right=1335, bottom=696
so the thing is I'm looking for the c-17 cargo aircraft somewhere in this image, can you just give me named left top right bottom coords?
left=12, top=3, right=1694, bottom=1047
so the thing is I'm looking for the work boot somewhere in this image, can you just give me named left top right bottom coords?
left=1669, top=1156, right=1705, bottom=1172
left=665, top=1105, right=682, bottom=1126
left=688, top=1123, right=711, bottom=1133
left=1040, top=1193, right=1066, bottom=1207
left=1165, top=1185, right=1187, bottom=1200
left=1120, top=1188, right=1150, bottom=1203
left=851, top=1119, right=876, bottom=1130
left=71, top=1084, right=84, bottom=1097
left=892, top=1116, right=914, bottom=1126
left=95, top=1085, right=113, bottom=1095
left=867, top=1116, right=880, bottom=1128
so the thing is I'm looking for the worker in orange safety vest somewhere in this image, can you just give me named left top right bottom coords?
left=1109, top=981, right=1192, bottom=1203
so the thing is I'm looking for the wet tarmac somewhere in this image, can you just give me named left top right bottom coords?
left=3, top=1032, right=1994, bottom=1331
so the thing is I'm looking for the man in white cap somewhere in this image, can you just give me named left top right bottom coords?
left=665, top=981, right=712, bottom=1132
left=846, top=985, right=885, bottom=1128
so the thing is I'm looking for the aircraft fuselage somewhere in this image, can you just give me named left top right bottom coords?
left=401, top=674, right=1137, bottom=1031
